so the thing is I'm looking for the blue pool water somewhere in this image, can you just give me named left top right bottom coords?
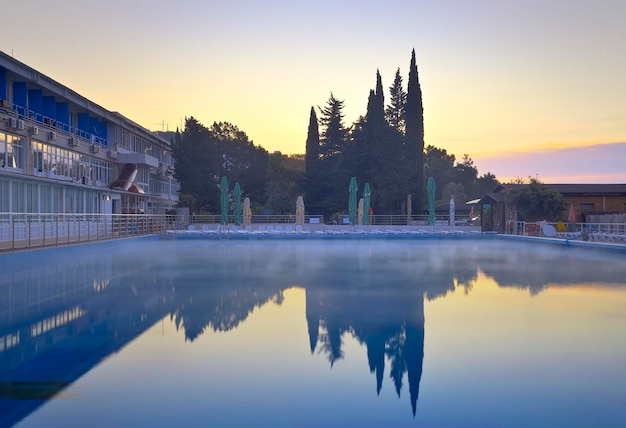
left=1, top=238, right=625, bottom=427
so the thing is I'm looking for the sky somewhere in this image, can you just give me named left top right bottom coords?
left=3, top=0, right=625, bottom=183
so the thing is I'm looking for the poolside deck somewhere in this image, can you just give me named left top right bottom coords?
left=163, top=223, right=486, bottom=239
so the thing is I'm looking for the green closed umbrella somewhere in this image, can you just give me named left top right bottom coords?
left=233, top=182, right=242, bottom=226
left=362, top=182, right=371, bottom=226
left=348, top=177, right=358, bottom=226
left=220, top=176, right=229, bottom=225
left=427, top=177, right=436, bottom=225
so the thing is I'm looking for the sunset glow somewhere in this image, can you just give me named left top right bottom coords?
left=4, top=0, right=624, bottom=182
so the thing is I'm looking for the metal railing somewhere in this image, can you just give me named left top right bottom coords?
left=507, top=220, right=626, bottom=243
left=0, top=213, right=176, bottom=253
left=189, top=214, right=471, bottom=226
left=0, top=212, right=482, bottom=251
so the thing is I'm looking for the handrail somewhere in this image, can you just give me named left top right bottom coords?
left=508, top=220, right=626, bottom=239
left=189, top=214, right=471, bottom=226
left=0, top=213, right=176, bottom=253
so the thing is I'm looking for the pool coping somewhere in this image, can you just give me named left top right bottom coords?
left=2, top=232, right=625, bottom=261
left=159, top=230, right=626, bottom=251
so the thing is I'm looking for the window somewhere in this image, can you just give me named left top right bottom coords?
left=579, top=203, right=594, bottom=211
left=0, top=132, right=24, bottom=170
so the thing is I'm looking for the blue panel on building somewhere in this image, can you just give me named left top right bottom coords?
left=0, top=67, right=6, bottom=101
left=13, top=82, right=27, bottom=116
left=90, top=117, right=99, bottom=138
left=78, top=112, right=90, bottom=135
left=28, top=89, right=44, bottom=122
left=43, top=96, right=57, bottom=122
left=56, top=102, right=69, bottom=132
left=99, top=120, right=108, bottom=145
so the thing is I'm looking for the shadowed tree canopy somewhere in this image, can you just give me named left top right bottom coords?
left=505, top=177, right=568, bottom=221
left=310, top=93, right=350, bottom=218
left=318, top=93, right=348, bottom=160
left=404, top=49, right=425, bottom=214
left=173, top=117, right=269, bottom=213
left=386, top=67, right=406, bottom=133
left=305, top=106, right=323, bottom=214
left=302, top=50, right=500, bottom=219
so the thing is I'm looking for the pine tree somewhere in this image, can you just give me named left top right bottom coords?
left=309, top=93, right=349, bottom=218
left=318, top=93, right=348, bottom=159
left=405, top=49, right=425, bottom=214
left=386, top=68, right=407, bottom=133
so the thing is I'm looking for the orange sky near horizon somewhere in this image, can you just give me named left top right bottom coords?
left=3, top=0, right=625, bottom=183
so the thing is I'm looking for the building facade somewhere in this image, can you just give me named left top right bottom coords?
left=0, top=51, right=178, bottom=215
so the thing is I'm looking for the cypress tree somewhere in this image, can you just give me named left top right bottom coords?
left=374, top=69, right=385, bottom=122
left=305, top=106, right=320, bottom=173
left=405, top=49, right=425, bottom=215
left=363, top=70, right=405, bottom=214
left=305, top=107, right=322, bottom=211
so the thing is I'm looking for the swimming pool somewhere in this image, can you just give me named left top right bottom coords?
left=1, top=238, right=625, bottom=427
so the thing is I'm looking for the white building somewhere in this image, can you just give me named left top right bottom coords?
left=0, top=51, right=178, bottom=215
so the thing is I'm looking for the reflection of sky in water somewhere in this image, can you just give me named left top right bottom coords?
left=1, top=239, right=625, bottom=427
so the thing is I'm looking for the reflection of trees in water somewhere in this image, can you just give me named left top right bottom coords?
left=166, top=244, right=288, bottom=341
left=162, top=241, right=485, bottom=415
left=302, top=242, right=482, bottom=416
left=8, top=239, right=626, bottom=426
left=172, top=288, right=285, bottom=341
left=307, top=287, right=427, bottom=416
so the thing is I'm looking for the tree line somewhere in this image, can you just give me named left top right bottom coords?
left=172, top=50, right=501, bottom=218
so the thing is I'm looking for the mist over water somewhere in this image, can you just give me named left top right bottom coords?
left=1, top=239, right=625, bottom=427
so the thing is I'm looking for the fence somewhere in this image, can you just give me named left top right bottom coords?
left=0, top=212, right=477, bottom=253
left=507, top=220, right=626, bottom=242
left=189, top=214, right=471, bottom=227
left=0, top=213, right=175, bottom=253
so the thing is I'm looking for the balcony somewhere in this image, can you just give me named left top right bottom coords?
left=117, top=152, right=159, bottom=168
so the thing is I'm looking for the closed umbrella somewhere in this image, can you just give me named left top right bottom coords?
left=220, top=176, right=229, bottom=225
left=362, top=183, right=371, bottom=226
left=242, top=197, right=251, bottom=228
left=568, top=204, right=576, bottom=223
left=296, top=196, right=305, bottom=226
left=233, top=182, right=242, bottom=225
left=348, top=177, right=358, bottom=226
left=357, top=198, right=364, bottom=225
left=427, top=177, right=436, bottom=225
left=449, top=195, right=455, bottom=226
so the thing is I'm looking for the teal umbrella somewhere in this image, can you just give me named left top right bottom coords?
left=427, top=176, right=436, bottom=225
left=348, top=177, right=358, bottom=225
left=233, top=182, right=242, bottom=225
left=362, top=182, right=371, bottom=226
left=220, top=176, right=229, bottom=225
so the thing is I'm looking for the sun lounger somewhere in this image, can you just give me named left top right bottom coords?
left=554, top=232, right=581, bottom=239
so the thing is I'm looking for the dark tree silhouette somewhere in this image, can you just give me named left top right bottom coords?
left=405, top=49, right=426, bottom=214
left=386, top=67, right=407, bottom=133
left=172, top=118, right=269, bottom=213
